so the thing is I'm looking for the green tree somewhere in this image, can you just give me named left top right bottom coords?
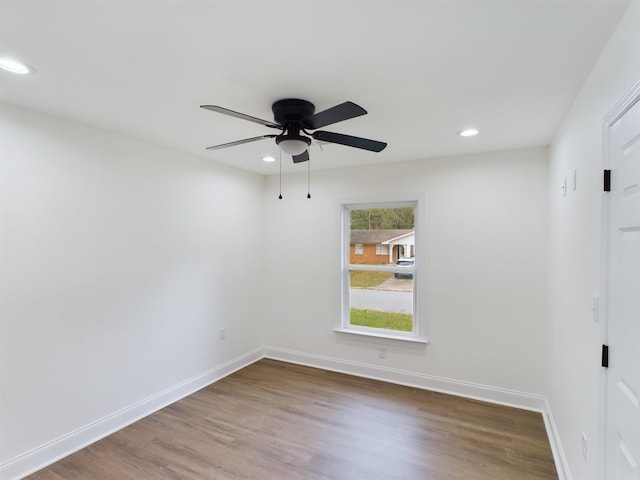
left=350, top=207, right=414, bottom=230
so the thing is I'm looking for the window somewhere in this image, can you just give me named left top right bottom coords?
left=354, top=243, right=364, bottom=255
left=340, top=201, right=424, bottom=341
left=375, top=244, right=389, bottom=256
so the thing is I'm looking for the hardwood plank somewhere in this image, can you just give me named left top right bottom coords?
left=26, top=359, right=557, bottom=479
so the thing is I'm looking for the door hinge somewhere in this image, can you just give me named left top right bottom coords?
left=604, top=169, right=611, bottom=192
left=602, top=344, right=609, bottom=368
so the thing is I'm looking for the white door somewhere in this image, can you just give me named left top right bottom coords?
left=604, top=92, right=640, bottom=480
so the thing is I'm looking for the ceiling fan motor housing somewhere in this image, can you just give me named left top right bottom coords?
left=272, top=99, right=314, bottom=155
left=272, top=99, right=315, bottom=126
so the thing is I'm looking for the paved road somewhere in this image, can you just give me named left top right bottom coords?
left=350, top=287, right=413, bottom=314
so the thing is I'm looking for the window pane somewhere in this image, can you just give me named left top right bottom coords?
left=345, top=204, right=417, bottom=334
left=349, top=274, right=414, bottom=331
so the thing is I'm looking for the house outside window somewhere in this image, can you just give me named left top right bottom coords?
left=340, top=201, right=423, bottom=341
left=349, top=230, right=414, bottom=264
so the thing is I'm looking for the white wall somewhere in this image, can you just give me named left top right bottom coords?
left=0, top=105, right=264, bottom=467
left=548, top=2, right=640, bottom=479
left=263, top=147, right=549, bottom=397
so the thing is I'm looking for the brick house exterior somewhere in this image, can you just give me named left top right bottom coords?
left=350, top=229, right=414, bottom=264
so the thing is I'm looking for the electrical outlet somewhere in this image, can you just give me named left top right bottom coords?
left=581, top=433, right=588, bottom=463
left=572, top=168, right=577, bottom=191
left=378, top=348, right=386, bottom=359
left=219, top=328, right=226, bottom=341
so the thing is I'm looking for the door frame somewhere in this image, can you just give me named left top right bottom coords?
left=599, top=79, right=640, bottom=480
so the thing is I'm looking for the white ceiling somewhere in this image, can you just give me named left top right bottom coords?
left=0, top=0, right=629, bottom=176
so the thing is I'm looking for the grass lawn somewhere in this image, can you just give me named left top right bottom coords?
left=349, top=270, right=393, bottom=288
left=350, top=308, right=413, bottom=331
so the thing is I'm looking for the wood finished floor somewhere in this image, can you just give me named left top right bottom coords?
left=27, top=359, right=558, bottom=479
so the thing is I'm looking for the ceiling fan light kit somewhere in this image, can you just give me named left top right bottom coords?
left=200, top=98, right=387, bottom=163
left=276, top=134, right=311, bottom=156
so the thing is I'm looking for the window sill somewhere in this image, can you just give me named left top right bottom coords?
left=333, top=327, right=428, bottom=345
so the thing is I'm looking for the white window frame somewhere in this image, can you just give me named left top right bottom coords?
left=354, top=243, right=364, bottom=255
left=336, top=197, right=427, bottom=344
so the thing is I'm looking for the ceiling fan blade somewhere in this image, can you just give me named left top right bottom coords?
left=303, top=101, right=367, bottom=129
left=292, top=150, right=310, bottom=163
left=200, top=105, right=282, bottom=129
left=312, top=131, right=387, bottom=152
left=206, top=135, right=277, bottom=150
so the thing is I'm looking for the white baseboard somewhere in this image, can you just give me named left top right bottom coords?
left=542, top=398, right=573, bottom=480
left=263, top=346, right=547, bottom=412
left=0, top=347, right=263, bottom=480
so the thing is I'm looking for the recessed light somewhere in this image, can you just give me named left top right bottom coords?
left=457, top=128, right=479, bottom=137
left=0, top=57, right=34, bottom=75
left=262, top=156, right=276, bottom=163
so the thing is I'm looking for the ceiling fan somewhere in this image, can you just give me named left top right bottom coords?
left=200, top=99, right=387, bottom=163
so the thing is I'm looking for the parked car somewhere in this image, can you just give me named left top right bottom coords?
left=394, top=257, right=414, bottom=279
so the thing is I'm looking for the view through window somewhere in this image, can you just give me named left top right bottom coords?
left=343, top=203, right=417, bottom=336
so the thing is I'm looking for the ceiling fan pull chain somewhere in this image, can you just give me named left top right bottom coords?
left=278, top=148, right=283, bottom=200
left=307, top=158, right=311, bottom=199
